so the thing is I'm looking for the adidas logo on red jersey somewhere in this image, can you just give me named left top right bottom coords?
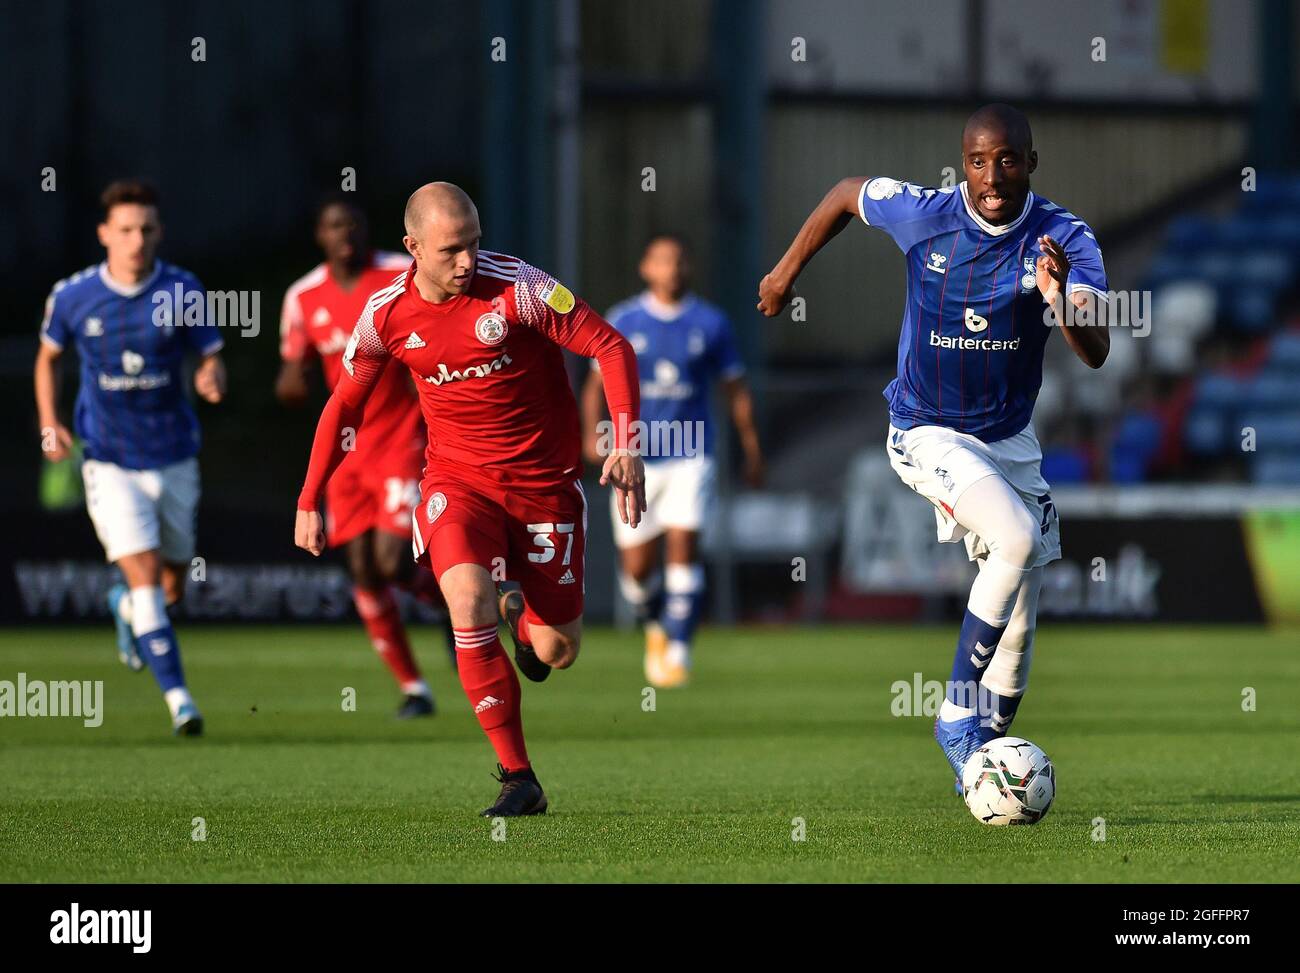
left=404, top=331, right=426, bottom=349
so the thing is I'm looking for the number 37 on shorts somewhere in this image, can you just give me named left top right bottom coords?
left=412, top=479, right=588, bottom=625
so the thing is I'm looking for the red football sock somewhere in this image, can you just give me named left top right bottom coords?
left=354, top=587, right=425, bottom=693
left=454, top=624, right=530, bottom=771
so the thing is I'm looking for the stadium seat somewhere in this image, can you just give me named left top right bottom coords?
left=1251, top=454, right=1300, bottom=484
left=1109, top=412, right=1163, bottom=482
left=1041, top=447, right=1090, bottom=484
left=1184, top=408, right=1228, bottom=456
left=1245, top=375, right=1295, bottom=408
left=1267, top=332, right=1300, bottom=368
left=1193, top=373, right=1248, bottom=408
left=1241, top=412, right=1300, bottom=453
left=1164, top=214, right=1218, bottom=253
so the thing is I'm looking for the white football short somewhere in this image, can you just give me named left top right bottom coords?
left=885, top=422, right=1060, bottom=567
left=82, top=457, right=200, bottom=564
left=611, top=454, right=715, bottom=548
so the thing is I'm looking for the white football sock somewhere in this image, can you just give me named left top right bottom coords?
left=116, top=587, right=134, bottom=624
left=129, top=585, right=168, bottom=637
left=982, top=566, right=1044, bottom=701
left=164, top=687, right=193, bottom=717
left=665, top=640, right=691, bottom=669
left=953, top=474, right=1038, bottom=626
left=617, top=570, right=662, bottom=614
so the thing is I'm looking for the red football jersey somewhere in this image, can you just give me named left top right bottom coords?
left=280, top=251, right=424, bottom=460
left=306, top=250, right=638, bottom=498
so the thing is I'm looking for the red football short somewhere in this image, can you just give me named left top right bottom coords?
left=325, top=447, right=425, bottom=547
left=412, top=476, right=588, bottom=628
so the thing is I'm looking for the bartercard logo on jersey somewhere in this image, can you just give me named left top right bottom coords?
left=422, top=352, right=513, bottom=386
left=964, top=307, right=989, bottom=333
left=97, top=348, right=171, bottom=392
left=425, top=492, right=447, bottom=524
left=929, top=331, right=1021, bottom=351
left=474, top=312, right=508, bottom=346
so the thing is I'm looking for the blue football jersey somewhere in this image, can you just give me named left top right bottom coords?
left=39, top=261, right=224, bottom=470
left=602, top=293, right=744, bottom=462
left=859, top=178, right=1107, bottom=443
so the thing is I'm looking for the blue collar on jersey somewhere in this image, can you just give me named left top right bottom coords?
left=958, top=182, right=1035, bottom=237
left=98, top=259, right=163, bottom=298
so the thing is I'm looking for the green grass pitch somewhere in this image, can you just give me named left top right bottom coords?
left=1, top=623, right=1297, bottom=883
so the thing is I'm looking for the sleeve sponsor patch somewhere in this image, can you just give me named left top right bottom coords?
left=866, top=177, right=904, bottom=201
left=539, top=278, right=575, bottom=314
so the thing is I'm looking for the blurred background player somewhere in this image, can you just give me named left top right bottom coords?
left=295, top=182, right=644, bottom=816
left=277, top=193, right=453, bottom=719
left=33, top=179, right=226, bottom=736
left=582, top=233, right=763, bottom=687
left=758, top=104, right=1109, bottom=792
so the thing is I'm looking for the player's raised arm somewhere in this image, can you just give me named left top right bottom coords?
left=294, top=306, right=388, bottom=555
left=1037, top=233, right=1110, bottom=369
left=194, top=352, right=227, bottom=403
left=757, top=176, right=867, bottom=317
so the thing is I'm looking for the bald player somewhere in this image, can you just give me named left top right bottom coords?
left=295, top=182, right=645, bottom=816
left=759, top=104, right=1109, bottom=801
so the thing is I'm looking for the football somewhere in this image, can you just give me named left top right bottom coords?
left=961, top=736, right=1056, bottom=826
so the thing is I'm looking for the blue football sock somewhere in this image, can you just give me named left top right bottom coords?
left=981, top=685, right=1023, bottom=737
left=130, top=586, right=188, bottom=694
left=946, top=609, right=1007, bottom=709
left=660, top=563, right=705, bottom=650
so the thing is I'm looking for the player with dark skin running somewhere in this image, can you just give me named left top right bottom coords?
left=758, top=104, right=1110, bottom=370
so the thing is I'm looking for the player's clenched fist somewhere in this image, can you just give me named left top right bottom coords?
left=194, top=354, right=227, bottom=403
left=40, top=422, right=75, bottom=462
left=600, top=452, right=647, bottom=528
left=295, top=508, right=326, bottom=556
left=756, top=272, right=796, bottom=317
